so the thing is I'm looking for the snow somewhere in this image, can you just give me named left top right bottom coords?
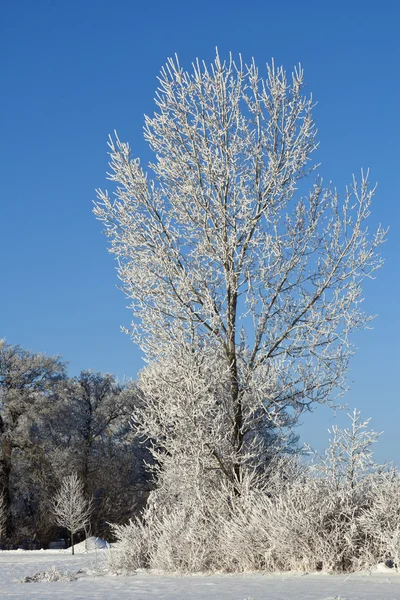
left=72, top=536, right=109, bottom=553
left=1, top=550, right=400, bottom=599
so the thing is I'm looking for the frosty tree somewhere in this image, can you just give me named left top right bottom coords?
left=307, top=409, right=382, bottom=490
left=63, top=370, right=134, bottom=491
left=94, top=52, right=385, bottom=486
left=0, top=340, right=65, bottom=538
left=51, top=474, right=93, bottom=555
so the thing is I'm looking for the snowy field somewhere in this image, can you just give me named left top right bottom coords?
left=1, top=550, right=400, bottom=600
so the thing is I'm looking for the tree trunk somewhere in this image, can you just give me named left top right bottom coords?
left=226, top=278, right=243, bottom=489
left=0, top=437, right=13, bottom=539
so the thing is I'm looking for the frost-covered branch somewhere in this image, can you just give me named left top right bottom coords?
left=50, top=474, right=93, bottom=555
left=95, top=51, right=386, bottom=485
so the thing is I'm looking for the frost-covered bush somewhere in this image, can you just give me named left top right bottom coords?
left=259, top=410, right=382, bottom=573
left=258, top=476, right=365, bottom=572
left=211, top=457, right=305, bottom=572
left=358, top=469, right=400, bottom=568
left=109, top=500, right=212, bottom=573
left=19, top=566, right=78, bottom=583
left=110, top=473, right=255, bottom=572
left=109, top=410, right=400, bottom=574
left=146, top=503, right=214, bottom=572
left=108, top=518, right=150, bottom=573
left=109, top=458, right=304, bottom=573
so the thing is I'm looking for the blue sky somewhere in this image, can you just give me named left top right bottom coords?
left=1, top=0, right=399, bottom=462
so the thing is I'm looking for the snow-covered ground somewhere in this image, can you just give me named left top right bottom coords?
left=1, top=549, right=400, bottom=599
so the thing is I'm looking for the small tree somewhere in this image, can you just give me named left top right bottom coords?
left=307, top=409, right=382, bottom=491
left=51, top=474, right=93, bottom=555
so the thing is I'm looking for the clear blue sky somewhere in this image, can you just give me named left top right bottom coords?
left=1, top=0, right=399, bottom=462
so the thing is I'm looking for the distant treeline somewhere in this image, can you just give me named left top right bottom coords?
left=0, top=340, right=152, bottom=548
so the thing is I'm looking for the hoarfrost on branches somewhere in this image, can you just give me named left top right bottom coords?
left=95, top=51, right=386, bottom=485
left=50, top=474, right=93, bottom=555
left=0, top=339, right=66, bottom=539
left=111, top=411, right=399, bottom=574
left=133, top=345, right=297, bottom=508
left=306, top=409, right=382, bottom=489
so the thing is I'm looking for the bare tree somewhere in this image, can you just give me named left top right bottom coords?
left=94, top=52, right=386, bottom=487
left=62, top=371, right=133, bottom=490
left=51, top=474, right=93, bottom=555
